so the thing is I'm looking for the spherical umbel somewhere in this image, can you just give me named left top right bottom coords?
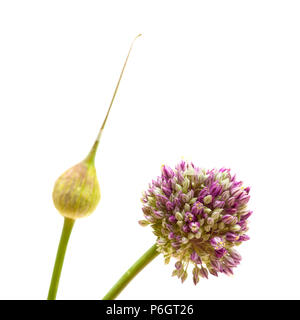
left=139, top=161, right=252, bottom=285
left=52, top=160, right=100, bottom=219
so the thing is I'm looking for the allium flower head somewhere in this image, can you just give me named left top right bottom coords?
left=139, top=161, right=251, bottom=285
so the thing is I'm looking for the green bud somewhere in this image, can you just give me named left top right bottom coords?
left=199, top=218, right=205, bottom=226
left=164, top=255, right=171, bottom=264
left=231, top=224, right=241, bottom=232
left=202, top=233, right=210, bottom=241
left=203, top=195, right=212, bottom=204
left=175, top=212, right=183, bottom=221
left=221, top=178, right=230, bottom=189
left=212, top=224, right=218, bottom=231
left=184, top=169, right=195, bottom=176
left=204, top=207, right=212, bottom=214
left=175, top=184, right=182, bottom=191
left=184, top=203, right=190, bottom=212
left=198, top=173, right=205, bottom=183
left=177, top=221, right=184, bottom=227
left=182, top=177, right=190, bottom=193
left=138, top=220, right=150, bottom=227
left=172, top=269, right=178, bottom=277
left=189, top=197, right=197, bottom=205
left=181, top=270, right=188, bottom=283
left=181, top=237, right=189, bottom=244
left=218, top=222, right=225, bottom=230
left=147, top=196, right=156, bottom=207
left=188, top=232, right=194, bottom=239
left=211, top=210, right=220, bottom=220
left=195, top=231, right=202, bottom=239
left=52, top=156, right=100, bottom=220
left=204, top=225, right=211, bottom=232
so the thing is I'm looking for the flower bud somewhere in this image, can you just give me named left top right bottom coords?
left=175, top=211, right=183, bottom=221
left=203, top=195, right=212, bottom=204
left=138, top=220, right=150, bottom=227
left=52, top=158, right=100, bottom=219
left=52, top=36, right=142, bottom=221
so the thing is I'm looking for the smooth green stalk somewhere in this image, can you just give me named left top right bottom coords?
left=102, top=244, right=159, bottom=300
left=47, top=218, right=75, bottom=300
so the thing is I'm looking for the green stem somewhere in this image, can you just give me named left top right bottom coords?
left=47, top=217, right=75, bottom=300
left=102, top=244, right=159, bottom=300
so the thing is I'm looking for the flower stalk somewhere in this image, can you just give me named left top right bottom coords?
left=47, top=218, right=75, bottom=300
left=102, top=244, right=159, bottom=300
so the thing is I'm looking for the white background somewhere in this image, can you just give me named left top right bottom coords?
left=0, top=0, right=299, bottom=300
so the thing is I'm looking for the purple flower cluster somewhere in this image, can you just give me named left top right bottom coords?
left=139, top=161, right=252, bottom=285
